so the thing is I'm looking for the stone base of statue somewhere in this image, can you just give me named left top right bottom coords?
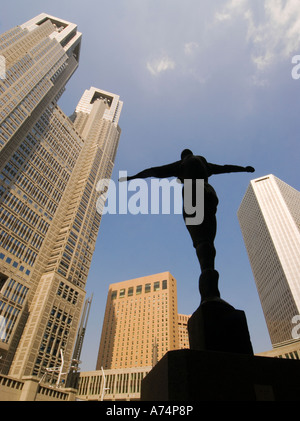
left=140, top=349, right=300, bottom=401
left=187, top=298, right=254, bottom=355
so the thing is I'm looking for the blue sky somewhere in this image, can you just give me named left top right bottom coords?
left=1, top=1, right=300, bottom=371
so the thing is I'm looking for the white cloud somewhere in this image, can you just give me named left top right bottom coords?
left=256, top=0, right=300, bottom=59
left=215, top=0, right=248, bottom=22
left=215, top=0, right=300, bottom=72
left=146, top=56, right=175, bottom=76
left=184, top=42, right=199, bottom=56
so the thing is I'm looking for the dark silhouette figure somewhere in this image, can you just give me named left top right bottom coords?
left=120, top=149, right=254, bottom=301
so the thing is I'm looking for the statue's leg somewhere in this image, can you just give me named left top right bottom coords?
left=186, top=207, right=220, bottom=300
left=193, top=209, right=217, bottom=271
left=198, top=265, right=220, bottom=301
left=195, top=241, right=216, bottom=272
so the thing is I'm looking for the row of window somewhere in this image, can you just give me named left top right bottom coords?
left=0, top=26, right=23, bottom=52
left=78, top=371, right=148, bottom=396
left=0, top=277, right=28, bottom=306
left=0, top=253, right=30, bottom=276
left=111, top=280, right=168, bottom=300
left=33, top=303, right=73, bottom=377
left=56, top=281, right=79, bottom=305
left=0, top=301, right=20, bottom=343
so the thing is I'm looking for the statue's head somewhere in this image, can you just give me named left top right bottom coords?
left=181, top=149, right=193, bottom=160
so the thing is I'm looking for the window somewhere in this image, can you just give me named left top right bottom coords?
left=154, top=281, right=160, bottom=291
left=119, top=289, right=125, bottom=298
left=162, top=279, right=167, bottom=290
left=145, top=283, right=151, bottom=293
left=128, top=287, right=133, bottom=297
left=111, top=291, right=117, bottom=300
left=136, top=285, right=142, bottom=295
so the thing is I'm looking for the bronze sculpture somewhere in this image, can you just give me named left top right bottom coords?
left=120, top=149, right=255, bottom=302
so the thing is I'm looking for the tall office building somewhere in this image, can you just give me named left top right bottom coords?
left=237, top=174, right=300, bottom=347
left=96, top=272, right=180, bottom=370
left=0, top=14, right=122, bottom=382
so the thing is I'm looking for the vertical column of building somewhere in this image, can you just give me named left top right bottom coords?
left=238, top=174, right=300, bottom=347
left=7, top=108, right=87, bottom=379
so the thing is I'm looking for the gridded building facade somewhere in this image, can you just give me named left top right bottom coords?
left=178, top=313, right=190, bottom=349
left=77, top=366, right=151, bottom=401
left=0, top=14, right=122, bottom=382
left=96, top=272, right=180, bottom=370
left=238, top=175, right=300, bottom=347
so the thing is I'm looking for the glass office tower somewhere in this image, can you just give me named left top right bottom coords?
left=238, top=175, right=300, bottom=347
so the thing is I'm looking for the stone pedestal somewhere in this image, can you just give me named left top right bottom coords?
left=188, top=299, right=253, bottom=355
left=141, top=349, right=300, bottom=401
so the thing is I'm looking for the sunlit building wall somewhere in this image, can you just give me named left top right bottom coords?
left=238, top=174, right=300, bottom=347
left=96, top=272, right=180, bottom=370
left=0, top=14, right=122, bottom=382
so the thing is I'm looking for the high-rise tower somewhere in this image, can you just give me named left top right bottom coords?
left=96, top=272, right=179, bottom=370
left=0, top=14, right=122, bottom=382
left=237, top=175, right=300, bottom=347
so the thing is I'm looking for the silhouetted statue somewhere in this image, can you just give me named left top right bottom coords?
left=120, top=149, right=254, bottom=302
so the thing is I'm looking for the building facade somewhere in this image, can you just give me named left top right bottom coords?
left=77, top=366, right=151, bottom=401
left=96, top=272, right=180, bottom=370
left=178, top=313, right=190, bottom=349
left=238, top=174, right=300, bottom=347
left=0, top=14, right=122, bottom=383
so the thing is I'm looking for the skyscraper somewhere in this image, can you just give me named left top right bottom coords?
left=0, top=14, right=122, bottom=382
left=96, top=272, right=180, bottom=370
left=237, top=174, right=300, bottom=347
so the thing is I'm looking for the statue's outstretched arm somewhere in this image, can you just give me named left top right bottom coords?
left=207, top=163, right=255, bottom=176
left=119, top=161, right=181, bottom=181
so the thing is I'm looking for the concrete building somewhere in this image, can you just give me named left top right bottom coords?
left=238, top=174, right=300, bottom=348
left=257, top=341, right=300, bottom=360
left=0, top=13, right=122, bottom=386
left=96, top=272, right=180, bottom=370
left=77, top=272, right=190, bottom=401
left=77, top=366, right=151, bottom=401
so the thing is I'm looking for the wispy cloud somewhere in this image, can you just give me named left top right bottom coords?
left=215, top=0, right=248, bottom=22
left=250, top=0, right=300, bottom=66
left=184, top=42, right=199, bottom=56
left=146, top=56, right=175, bottom=76
left=215, top=0, right=300, bottom=72
left=146, top=43, right=200, bottom=80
